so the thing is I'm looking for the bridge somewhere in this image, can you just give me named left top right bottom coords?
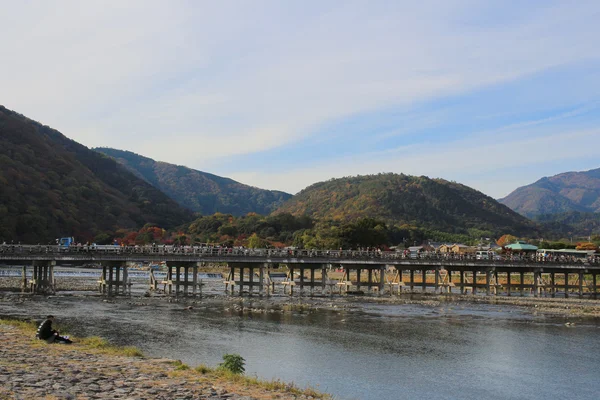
left=1, top=244, right=599, bottom=298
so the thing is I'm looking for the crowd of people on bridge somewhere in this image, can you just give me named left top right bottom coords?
left=2, top=242, right=599, bottom=265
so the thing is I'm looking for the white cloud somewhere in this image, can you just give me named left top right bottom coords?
left=1, top=0, right=599, bottom=194
left=229, top=126, right=600, bottom=197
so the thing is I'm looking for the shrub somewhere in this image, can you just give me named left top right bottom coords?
left=218, top=353, right=245, bottom=375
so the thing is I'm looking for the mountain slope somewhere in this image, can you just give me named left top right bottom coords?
left=274, top=173, right=539, bottom=236
left=500, top=168, right=600, bottom=217
left=94, top=148, right=292, bottom=216
left=534, top=211, right=600, bottom=238
left=0, top=106, right=193, bottom=243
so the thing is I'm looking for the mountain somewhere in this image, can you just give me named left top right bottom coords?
left=0, top=106, right=193, bottom=243
left=499, top=168, right=600, bottom=217
left=534, top=211, right=600, bottom=238
left=274, top=173, right=539, bottom=236
left=94, top=148, right=292, bottom=216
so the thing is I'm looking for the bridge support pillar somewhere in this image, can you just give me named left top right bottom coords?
left=520, top=272, right=525, bottom=296
left=99, top=262, right=128, bottom=296
left=533, top=269, right=541, bottom=297
left=506, top=272, right=511, bottom=296
left=550, top=272, right=555, bottom=298
left=21, top=265, right=27, bottom=293
left=31, top=261, right=55, bottom=294
left=494, top=271, right=499, bottom=295
left=225, top=263, right=265, bottom=296
left=460, top=270, right=465, bottom=294
left=398, top=269, right=404, bottom=294
left=565, top=273, right=569, bottom=298
left=593, top=273, right=597, bottom=299
left=164, top=262, right=201, bottom=296
left=472, top=270, right=477, bottom=295
left=422, top=270, right=427, bottom=293
left=579, top=272, right=584, bottom=298
left=299, top=266, right=305, bottom=295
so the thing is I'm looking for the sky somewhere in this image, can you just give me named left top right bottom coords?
left=1, top=0, right=599, bottom=198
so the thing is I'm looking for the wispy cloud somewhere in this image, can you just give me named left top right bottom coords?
left=1, top=0, right=599, bottom=197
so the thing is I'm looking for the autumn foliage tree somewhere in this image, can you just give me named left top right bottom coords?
left=575, top=242, right=598, bottom=251
left=497, top=234, right=518, bottom=247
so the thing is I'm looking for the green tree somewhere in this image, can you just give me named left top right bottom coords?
left=218, top=354, right=245, bottom=375
left=247, top=233, right=264, bottom=248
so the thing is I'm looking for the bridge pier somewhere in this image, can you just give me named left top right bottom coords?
left=284, top=263, right=329, bottom=296
left=340, top=265, right=385, bottom=295
left=99, top=262, right=129, bottom=296
left=30, top=260, right=55, bottom=294
left=519, top=272, right=525, bottom=296
left=161, top=262, right=202, bottom=296
left=225, top=263, right=266, bottom=295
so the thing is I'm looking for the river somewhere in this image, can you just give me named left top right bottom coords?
left=1, top=292, right=599, bottom=399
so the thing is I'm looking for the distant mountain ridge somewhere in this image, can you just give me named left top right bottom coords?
left=94, top=148, right=292, bottom=216
left=274, top=173, right=539, bottom=237
left=499, top=168, right=600, bottom=217
left=0, top=106, right=193, bottom=243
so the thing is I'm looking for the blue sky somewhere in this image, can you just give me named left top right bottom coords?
left=1, top=0, right=599, bottom=198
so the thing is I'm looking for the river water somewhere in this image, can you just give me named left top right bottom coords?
left=1, top=290, right=599, bottom=399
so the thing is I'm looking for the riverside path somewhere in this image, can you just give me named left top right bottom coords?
left=1, top=244, right=599, bottom=298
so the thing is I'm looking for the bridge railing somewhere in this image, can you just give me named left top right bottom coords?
left=1, top=244, right=599, bottom=266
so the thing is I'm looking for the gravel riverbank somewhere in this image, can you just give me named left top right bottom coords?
left=0, top=323, right=324, bottom=400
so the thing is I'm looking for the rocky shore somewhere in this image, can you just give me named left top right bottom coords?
left=0, top=323, right=324, bottom=400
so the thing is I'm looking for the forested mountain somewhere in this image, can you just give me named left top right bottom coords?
left=94, top=148, right=291, bottom=216
left=534, top=211, right=600, bottom=238
left=499, top=168, right=600, bottom=217
left=0, top=106, right=193, bottom=243
left=274, top=173, right=540, bottom=237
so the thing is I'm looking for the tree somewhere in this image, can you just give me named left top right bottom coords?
left=576, top=242, right=598, bottom=251
left=218, top=354, right=245, bottom=375
left=247, top=233, right=265, bottom=248
left=497, top=234, right=517, bottom=247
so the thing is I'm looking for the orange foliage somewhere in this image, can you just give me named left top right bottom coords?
left=497, top=234, right=517, bottom=247
left=576, top=242, right=598, bottom=251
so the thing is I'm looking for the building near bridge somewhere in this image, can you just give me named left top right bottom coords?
left=504, top=241, right=538, bottom=253
left=438, top=244, right=476, bottom=254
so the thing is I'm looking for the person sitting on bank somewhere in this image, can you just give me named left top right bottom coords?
left=36, top=315, right=72, bottom=344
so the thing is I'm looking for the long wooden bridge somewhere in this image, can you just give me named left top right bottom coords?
left=1, top=244, right=599, bottom=298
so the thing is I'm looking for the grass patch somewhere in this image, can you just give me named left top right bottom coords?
left=171, top=360, right=190, bottom=370
left=0, top=318, right=144, bottom=358
left=194, top=364, right=213, bottom=374
left=211, top=369, right=329, bottom=398
left=0, top=318, right=37, bottom=334
left=78, top=336, right=144, bottom=357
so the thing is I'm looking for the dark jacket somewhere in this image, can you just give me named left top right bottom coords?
left=36, top=319, right=55, bottom=340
